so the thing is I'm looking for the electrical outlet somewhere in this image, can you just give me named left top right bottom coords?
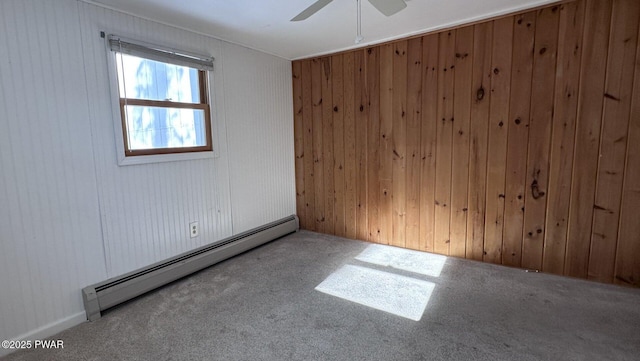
left=189, top=221, right=199, bottom=238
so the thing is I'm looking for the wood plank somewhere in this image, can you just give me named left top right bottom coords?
left=366, top=47, right=380, bottom=243
left=588, top=0, right=640, bottom=283
left=543, top=1, right=585, bottom=275
left=405, top=37, right=423, bottom=250
left=379, top=44, right=394, bottom=245
left=332, top=54, right=346, bottom=237
left=450, top=26, right=474, bottom=258
left=355, top=50, right=369, bottom=241
left=420, top=34, right=439, bottom=253
left=311, top=58, right=325, bottom=232
left=502, top=11, right=536, bottom=267
left=434, top=30, right=456, bottom=256
left=301, top=60, right=316, bottom=231
left=292, top=61, right=306, bottom=228
left=483, top=17, right=513, bottom=264
left=343, top=52, right=357, bottom=239
left=615, top=12, right=640, bottom=287
left=391, top=40, right=408, bottom=248
left=522, top=6, right=560, bottom=271
left=466, top=22, right=493, bottom=261
left=565, top=0, right=612, bottom=278
left=321, top=57, right=335, bottom=235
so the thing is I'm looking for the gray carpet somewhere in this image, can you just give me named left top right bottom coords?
left=3, top=230, right=640, bottom=360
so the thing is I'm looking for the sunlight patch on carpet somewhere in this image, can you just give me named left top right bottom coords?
left=355, top=244, right=447, bottom=278
left=315, top=264, right=435, bottom=321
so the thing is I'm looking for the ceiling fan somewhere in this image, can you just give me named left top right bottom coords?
left=291, top=0, right=408, bottom=21
left=291, top=0, right=408, bottom=44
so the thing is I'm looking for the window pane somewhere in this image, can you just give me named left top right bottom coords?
left=116, top=53, right=201, bottom=103
left=123, top=105, right=207, bottom=150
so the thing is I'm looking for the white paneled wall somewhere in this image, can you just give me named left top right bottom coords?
left=0, top=0, right=295, bottom=351
left=0, top=0, right=106, bottom=345
left=223, top=43, right=296, bottom=233
left=76, top=2, right=235, bottom=277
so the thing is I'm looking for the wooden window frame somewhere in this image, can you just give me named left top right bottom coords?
left=117, top=59, right=213, bottom=157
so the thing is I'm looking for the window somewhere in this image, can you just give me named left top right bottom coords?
left=108, top=35, right=214, bottom=158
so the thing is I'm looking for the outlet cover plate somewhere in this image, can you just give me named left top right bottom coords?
left=190, top=221, right=199, bottom=238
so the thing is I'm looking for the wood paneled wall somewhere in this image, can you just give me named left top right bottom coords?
left=292, top=0, right=640, bottom=286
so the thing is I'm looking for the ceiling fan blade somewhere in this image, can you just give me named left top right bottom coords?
left=368, top=0, right=407, bottom=17
left=291, top=0, right=334, bottom=21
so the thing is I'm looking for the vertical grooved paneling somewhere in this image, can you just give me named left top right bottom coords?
left=588, top=0, right=640, bottom=282
left=311, top=59, right=325, bottom=232
left=293, top=0, right=640, bottom=286
left=434, top=30, right=456, bottom=255
left=2, top=0, right=298, bottom=345
left=522, top=6, right=560, bottom=271
left=615, top=11, right=640, bottom=287
left=379, top=44, right=394, bottom=245
left=322, top=58, right=335, bottom=234
left=391, top=41, right=408, bottom=248
left=301, top=60, right=315, bottom=231
left=355, top=51, right=370, bottom=241
left=503, top=11, right=536, bottom=267
left=0, top=0, right=107, bottom=343
left=467, top=23, right=492, bottom=261
left=343, top=53, right=357, bottom=239
left=405, top=37, right=423, bottom=250
left=566, top=0, right=613, bottom=278
left=332, top=54, right=346, bottom=237
left=357, top=49, right=371, bottom=241
left=293, top=62, right=305, bottom=228
left=450, top=27, right=474, bottom=258
left=544, top=1, right=585, bottom=275
left=484, top=17, right=513, bottom=264
left=420, top=34, right=439, bottom=253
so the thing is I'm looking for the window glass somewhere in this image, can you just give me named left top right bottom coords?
left=116, top=53, right=201, bottom=103
left=113, top=51, right=212, bottom=155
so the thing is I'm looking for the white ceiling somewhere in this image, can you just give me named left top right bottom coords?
left=88, top=0, right=560, bottom=60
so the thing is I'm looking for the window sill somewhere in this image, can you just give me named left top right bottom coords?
left=117, top=150, right=215, bottom=166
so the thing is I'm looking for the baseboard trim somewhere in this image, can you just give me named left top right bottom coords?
left=0, top=311, right=86, bottom=357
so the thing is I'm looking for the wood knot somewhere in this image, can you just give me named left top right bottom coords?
left=493, top=68, right=500, bottom=75
left=515, top=118, right=521, bottom=125
left=477, top=87, right=485, bottom=101
left=333, top=106, right=338, bottom=112
left=604, top=93, right=620, bottom=101
left=539, top=47, right=547, bottom=55
left=531, top=180, right=545, bottom=199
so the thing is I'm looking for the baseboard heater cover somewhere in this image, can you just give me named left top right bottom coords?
left=82, top=215, right=299, bottom=321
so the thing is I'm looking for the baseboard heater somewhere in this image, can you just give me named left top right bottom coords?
left=82, top=215, right=299, bottom=321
